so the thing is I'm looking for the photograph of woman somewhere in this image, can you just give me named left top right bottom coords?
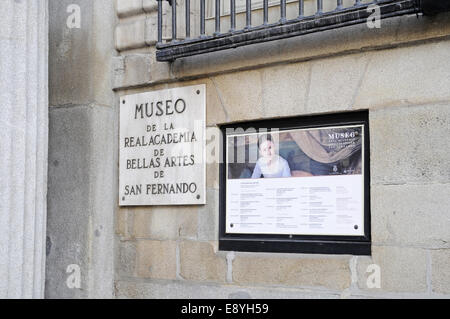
left=227, top=125, right=363, bottom=180
left=251, top=134, right=291, bottom=178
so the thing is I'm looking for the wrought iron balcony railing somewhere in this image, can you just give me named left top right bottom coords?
left=156, top=0, right=450, bottom=62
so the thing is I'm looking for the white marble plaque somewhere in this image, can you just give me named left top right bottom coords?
left=119, top=85, right=206, bottom=206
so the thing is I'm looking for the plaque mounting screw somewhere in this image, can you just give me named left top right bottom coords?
left=196, top=90, right=200, bottom=95
left=196, top=195, right=200, bottom=200
left=122, top=196, right=125, bottom=201
left=122, top=100, right=125, bottom=104
left=354, top=225, right=358, bottom=230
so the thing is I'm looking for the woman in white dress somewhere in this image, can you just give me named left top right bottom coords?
left=251, top=134, right=291, bottom=178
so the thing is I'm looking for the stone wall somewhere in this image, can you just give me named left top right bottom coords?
left=113, top=0, right=450, bottom=298
left=46, top=0, right=117, bottom=298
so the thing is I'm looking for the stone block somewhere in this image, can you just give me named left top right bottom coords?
left=369, top=104, right=450, bottom=185
left=114, top=280, right=341, bottom=299
left=1, top=0, right=48, bottom=298
left=179, top=241, right=227, bottom=282
left=48, top=0, right=117, bottom=299
left=49, top=0, right=93, bottom=107
left=356, top=246, right=428, bottom=293
left=232, top=254, right=351, bottom=290
left=113, top=49, right=173, bottom=90
left=431, top=249, right=450, bottom=295
left=197, top=188, right=219, bottom=241
left=210, top=70, right=264, bottom=122
left=132, top=207, right=197, bottom=240
left=113, top=55, right=125, bottom=72
left=136, top=240, right=177, bottom=279
left=395, top=12, right=450, bottom=43
left=205, top=127, right=221, bottom=191
left=354, top=41, right=450, bottom=109
left=145, top=13, right=158, bottom=45
left=47, top=105, right=115, bottom=298
left=371, top=184, right=450, bottom=248
left=117, top=241, right=137, bottom=277
left=261, top=62, right=309, bottom=118
left=165, top=78, right=228, bottom=124
left=143, top=0, right=158, bottom=13
left=116, top=210, right=127, bottom=237
left=115, top=19, right=146, bottom=51
left=116, top=0, right=143, bottom=18
left=307, top=53, right=369, bottom=113
left=205, top=79, right=228, bottom=125
left=113, top=54, right=151, bottom=88
left=155, top=0, right=185, bottom=42
left=170, top=16, right=401, bottom=81
left=49, top=0, right=115, bottom=107
left=147, top=50, right=172, bottom=84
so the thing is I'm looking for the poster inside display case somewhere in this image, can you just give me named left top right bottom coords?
left=219, top=112, right=371, bottom=255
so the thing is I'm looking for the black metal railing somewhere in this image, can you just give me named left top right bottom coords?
left=155, top=0, right=450, bottom=62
